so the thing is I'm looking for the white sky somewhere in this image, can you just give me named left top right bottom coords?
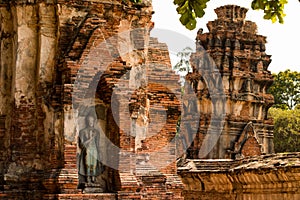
left=151, top=0, right=300, bottom=73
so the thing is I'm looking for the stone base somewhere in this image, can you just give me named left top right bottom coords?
left=83, top=183, right=105, bottom=194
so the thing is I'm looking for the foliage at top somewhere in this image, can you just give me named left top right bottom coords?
left=173, top=0, right=288, bottom=30
left=173, top=0, right=209, bottom=30
left=251, top=0, right=287, bottom=23
left=130, top=0, right=288, bottom=30
left=129, top=0, right=288, bottom=30
left=268, top=70, right=300, bottom=110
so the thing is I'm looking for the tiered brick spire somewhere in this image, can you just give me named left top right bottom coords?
left=186, top=5, right=274, bottom=159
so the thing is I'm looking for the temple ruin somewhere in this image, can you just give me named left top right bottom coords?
left=0, top=1, right=299, bottom=200
left=185, top=5, right=274, bottom=160
left=179, top=5, right=300, bottom=200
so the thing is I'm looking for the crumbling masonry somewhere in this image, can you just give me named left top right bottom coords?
left=0, top=1, right=299, bottom=200
left=185, top=5, right=274, bottom=160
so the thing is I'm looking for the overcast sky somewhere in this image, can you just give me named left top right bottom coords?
left=151, top=0, right=300, bottom=73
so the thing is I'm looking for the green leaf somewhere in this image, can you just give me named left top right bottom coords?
left=185, top=18, right=196, bottom=30
left=278, top=14, right=284, bottom=23
left=174, top=0, right=210, bottom=30
left=179, top=11, right=191, bottom=25
left=193, top=2, right=206, bottom=17
left=263, top=12, right=272, bottom=19
left=280, top=0, right=288, bottom=4
left=250, top=0, right=287, bottom=24
left=251, top=0, right=260, bottom=10
left=174, top=0, right=186, bottom=5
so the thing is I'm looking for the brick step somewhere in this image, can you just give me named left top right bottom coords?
left=44, top=193, right=117, bottom=200
left=135, top=165, right=162, bottom=176
left=188, top=159, right=236, bottom=171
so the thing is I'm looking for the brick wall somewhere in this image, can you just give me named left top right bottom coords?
left=179, top=153, right=300, bottom=200
left=241, top=137, right=261, bottom=157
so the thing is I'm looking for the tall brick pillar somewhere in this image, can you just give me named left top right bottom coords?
left=0, top=1, right=60, bottom=199
left=186, top=5, right=274, bottom=159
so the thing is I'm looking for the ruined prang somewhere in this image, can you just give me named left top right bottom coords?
left=178, top=5, right=300, bottom=200
left=185, top=5, right=274, bottom=159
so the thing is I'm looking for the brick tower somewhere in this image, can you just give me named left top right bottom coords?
left=186, top=5, right=274, bottom=159
left=0, top=0, right=184, bottom=199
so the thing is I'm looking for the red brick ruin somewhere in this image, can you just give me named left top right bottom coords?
left=185, top=5, right=274, bottom=160
left=0, top=1, right=299, bottom=200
